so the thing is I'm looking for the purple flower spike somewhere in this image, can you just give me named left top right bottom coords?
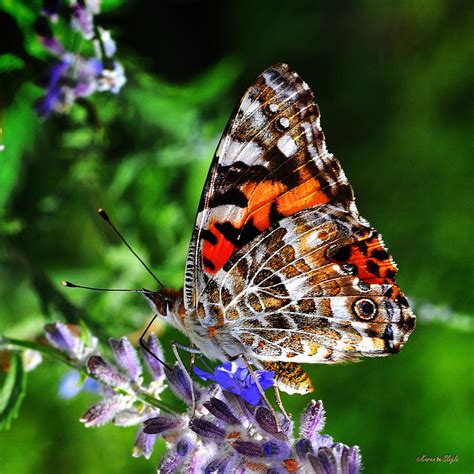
left=166, top=362, right=197, bottom=404
left=263, top=440, right=291, bottom=459
left=109, top=337, right=142, bottom=381
left=203, top=397, right=240, bottom=425
left=342, top=446, right=361, bottom=474
left=255, top=406, right=281, bottom=437
left=231, top=440, right=263, bottom=458
left=140, top=333, right=165, bottom=381
left=143, top=415, right=183, bottom=436
left=316, top=446, right=338, bottom=473
left=295, top=438, right=314, bottom=460
left=87, top=355, right=129, bottom=390
left=80, top=394, right=131, bottom=427
left=39, top=36, right=65, bottom=56
left=71, top=1, right=94, bottom=39
left=300, top=399, right=325, bottom=440
left=157, top=452, right=181, bottom=474
left=35, top=58, right=72, bottom=117
left=36, top=0, right=126, bottom=119
left=133, top=428, right=157, bottom=460
left=44, top=322, right=80, bottom=355
left=42, top=322, right=364, bottom=472
left=214, top=454, right=241, bottom=474
left=189, top=419, right=225, bottom=440
left=176, top=435, right=194, bottom=456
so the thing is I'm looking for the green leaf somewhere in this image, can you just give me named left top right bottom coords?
left=0, top=54, right=25, bottom=72
left=0, top=351, right=27, bottom=431
left=79, top=319, right=93, bottom=349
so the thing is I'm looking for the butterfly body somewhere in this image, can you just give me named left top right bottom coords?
left=146, top=64, right=415, bottom=393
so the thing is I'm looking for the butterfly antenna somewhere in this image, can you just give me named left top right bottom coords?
left=97, top=208, right=164, bottom=288
left=62, top=281, right=149, bottom=293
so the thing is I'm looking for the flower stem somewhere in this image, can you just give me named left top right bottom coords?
left=0, top=336, right=177, bottom=413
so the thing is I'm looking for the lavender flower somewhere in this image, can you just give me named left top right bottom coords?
left=81, top=333, right=167, bottom=435
left=44, top=321, right=97, bottom=360
left=70, top=1, right=95, bottom=39
left=35, top=0, right=126, bottom=117
left=43, top=323, right=362, bottom=473
left=144, top=376, right=361, bottom=473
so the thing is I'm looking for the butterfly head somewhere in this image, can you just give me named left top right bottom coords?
left=142, top=288, right=185, bottom=328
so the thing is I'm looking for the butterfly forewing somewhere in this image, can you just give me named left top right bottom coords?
left=184, top=63, right=355, bottom=311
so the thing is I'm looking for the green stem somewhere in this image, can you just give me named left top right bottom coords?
left=1, top=336, right=177, bottom=413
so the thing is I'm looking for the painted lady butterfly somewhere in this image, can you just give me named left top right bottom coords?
left=145, top=64, right=416, bottom=394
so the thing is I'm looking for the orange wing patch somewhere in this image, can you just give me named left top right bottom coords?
left=328, top=232, right=408, bottom=303
left=202, top=223, right=235, bottom=274
left=202, top=177, right=331, bottom=274
left=276, top=177, right=330, bottom=216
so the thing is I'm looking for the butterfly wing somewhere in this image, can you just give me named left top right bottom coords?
left=184, top=63, right=415, bottom=384
left=184, top=63, right=355, bottom=311
left=201, top=204, right=415, bottom=364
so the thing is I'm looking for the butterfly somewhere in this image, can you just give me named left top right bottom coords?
left=145, top=63, right=416, bottom=395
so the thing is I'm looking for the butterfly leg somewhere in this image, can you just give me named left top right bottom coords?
left=273, top=385, right=290, bottom=422
left=171, top=341, right=201, bottom=421
left=171, top=341, right=202, bottom=387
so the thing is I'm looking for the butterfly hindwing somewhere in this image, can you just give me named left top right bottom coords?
left=197, top=205, right=415, bottom=365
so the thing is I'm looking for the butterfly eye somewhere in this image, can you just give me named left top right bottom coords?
left=155, top=297, right=171, bottom=316
left=353, top=298, right=377, bottom=320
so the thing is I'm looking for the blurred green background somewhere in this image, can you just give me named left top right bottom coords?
left=0, top=1, right=472, bottom=473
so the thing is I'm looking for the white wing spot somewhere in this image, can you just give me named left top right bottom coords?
left=277, top=134, right=298, bottom=157
left=302, top=81, right=310, bottom=90
left=269, top=103, right=279, bottom=113
left=239, top=94, right=261, bottom=116
left=221, top=139, right=264, bottom=166
left=279, top=117, right=290, bottom=128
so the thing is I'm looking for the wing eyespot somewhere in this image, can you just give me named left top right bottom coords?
left=352, top=298, right=377, bottom=320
